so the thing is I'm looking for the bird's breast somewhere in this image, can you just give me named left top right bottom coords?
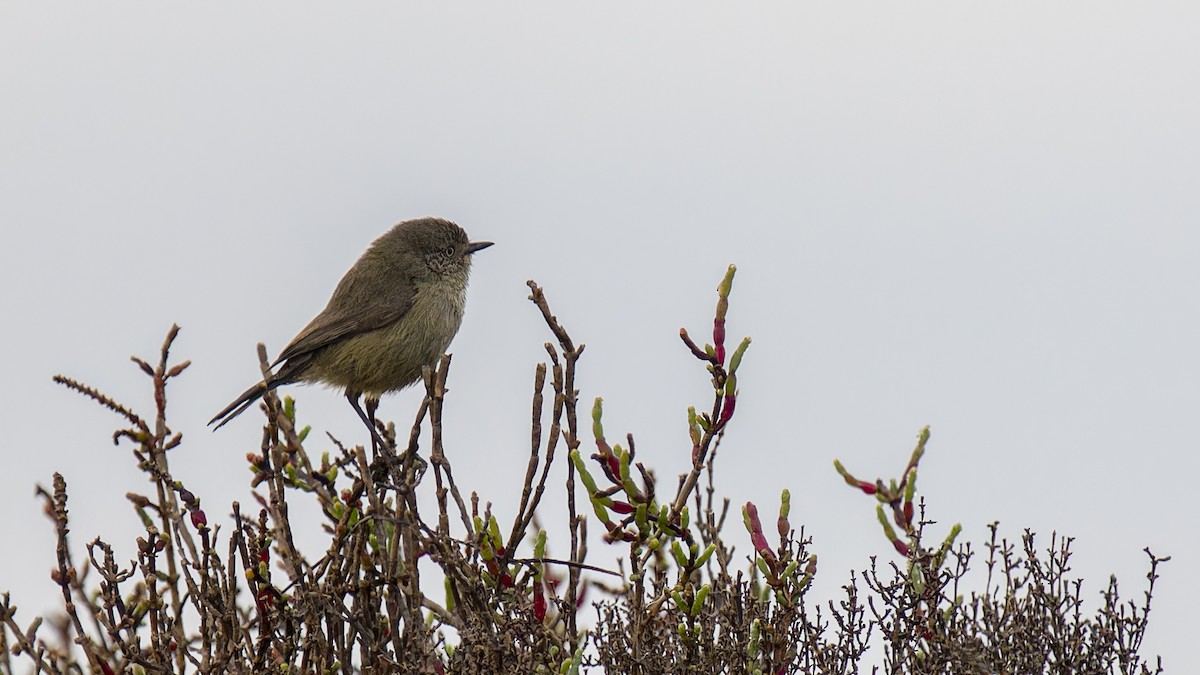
left=305, top=278, right=468, bottom=396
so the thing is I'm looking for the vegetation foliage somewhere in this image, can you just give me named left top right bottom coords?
left=1, top=269, right=1167, bottom=674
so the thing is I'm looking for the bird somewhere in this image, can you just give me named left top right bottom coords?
left=209, top=217, right=492, bottom=447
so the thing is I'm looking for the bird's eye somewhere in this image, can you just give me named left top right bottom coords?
left=444, top=245, right=456, bottom=256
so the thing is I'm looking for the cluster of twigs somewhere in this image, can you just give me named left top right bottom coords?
left=0, top=271, right=1168, bottom=674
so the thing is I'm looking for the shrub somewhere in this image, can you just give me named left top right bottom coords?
left=1, top=270, right=1166, bottom=674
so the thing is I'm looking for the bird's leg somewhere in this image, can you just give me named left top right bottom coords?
left=366, top=396, right=383, bottom=450
left=347, top=391, right=387, bottom=453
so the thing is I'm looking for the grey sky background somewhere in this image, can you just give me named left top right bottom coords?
left=2, top=2, right=1197, bottom=668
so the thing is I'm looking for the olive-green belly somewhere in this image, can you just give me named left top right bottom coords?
left=301, top=283, right=466, bottom=396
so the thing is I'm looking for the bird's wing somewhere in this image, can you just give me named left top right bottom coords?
left=273, top=263, right=417, bottom=365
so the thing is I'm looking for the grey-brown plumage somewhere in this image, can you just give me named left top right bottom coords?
left=210, top=217, right=492, bottom=435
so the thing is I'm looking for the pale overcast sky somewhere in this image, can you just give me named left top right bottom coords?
left=2, top=3, right=1197, bottom=668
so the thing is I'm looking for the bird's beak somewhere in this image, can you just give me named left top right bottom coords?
left=466, top=241, right=494, bottom=255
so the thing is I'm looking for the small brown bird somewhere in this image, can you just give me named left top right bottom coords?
left=210, top=217, right=492, bottom=444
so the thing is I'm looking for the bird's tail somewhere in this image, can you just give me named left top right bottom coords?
left=208, top=381, right=273, bottom=429
left=209, top=360, right=305, bottom=430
